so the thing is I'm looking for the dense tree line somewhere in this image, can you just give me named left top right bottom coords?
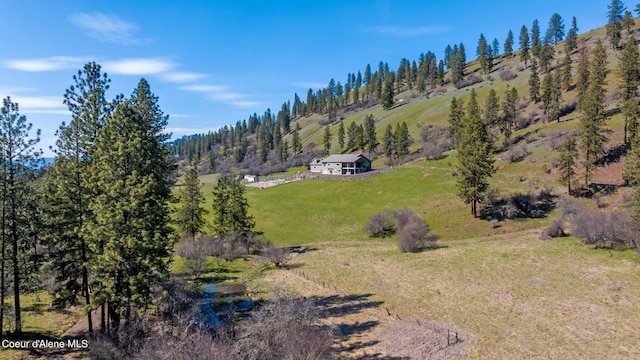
left=0, top=63, right=181, bottom=337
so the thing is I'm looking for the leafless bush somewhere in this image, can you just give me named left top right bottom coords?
left=89, top=316, right=150, bottom=360
left=177, top=236, right=214, bottom=276
left=454, top=75, right=482, bottom=89
left=517, top=115, right=535, bottom=130
left=516, top=65, right=525, bottom=72
left=394, top=208, right=437, bottom=253
left=234, top=296, right=335, bottom=360
left=499, top=69, right=517, bottom=81
left=555, top=196, right=582, bottom=219
left=547, top=135, right=564, bottom=150
left=570, top=209, right=634, bottom=249
left=261, top=246, right=291, bottom=267
left=318, top=118, right=332, bottom=126
left=364, top=210, right=397, bottom=237
left=505, top=144, right=530, bottom=162
left=483, top=190, right=555, bottom=220
left=137, top=330, right=234, bottom=360
left=90, top=336, right=127, bottom=360
left=431, top=87, right=447, bottom=96
left=539, top=218, right=566, bottom=240
left=490, top=219, right=499, bottom=229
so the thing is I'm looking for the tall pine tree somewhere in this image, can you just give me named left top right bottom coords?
left=456, top=89, right=495, bottom=218
left=86, top=79, right=175, bottom=328
left=579, top=40, right=609, bottom=186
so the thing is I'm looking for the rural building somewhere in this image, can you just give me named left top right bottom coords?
left=309, top=154, right=372, bottom=175
left=243, top=174, right=259, bottom=182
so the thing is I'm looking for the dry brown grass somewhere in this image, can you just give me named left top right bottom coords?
left=254, top=235, right=640, bottom=359
left=377, top=320, right=469, bottom=359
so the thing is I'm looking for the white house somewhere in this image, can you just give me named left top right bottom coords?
left=309, top=154, right=372, bottom=175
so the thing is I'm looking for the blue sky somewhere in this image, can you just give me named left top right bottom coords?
left=0, top=0, right=610, bottom=156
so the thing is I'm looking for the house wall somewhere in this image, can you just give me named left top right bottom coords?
left=321, top=162, right=343, bottom=175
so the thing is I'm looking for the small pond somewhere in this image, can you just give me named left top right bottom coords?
left=197, top=283, right=255, bottom=327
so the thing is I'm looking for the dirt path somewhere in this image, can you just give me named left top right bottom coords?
left=43, top=310, right=99, bottom=359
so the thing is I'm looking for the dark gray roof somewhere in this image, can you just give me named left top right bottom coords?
left=322, top=154, right=370, bottom=163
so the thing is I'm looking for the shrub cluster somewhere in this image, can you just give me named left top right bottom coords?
left=570, top=209, right=635, bottom=249
left=505, top=144, right=530, bottom=163
left=90, top=282, right=335, bottom=360
left=454, top=75, right=482, bottom=89
left=260, top=246, right=291, bottom=267
left=365, top=209, right=437, bottom=253
left=539, top=218, right=566, bottom=240
left=483, top=189, right=555, bottom=220
left=499, top=69, right=517, bottom=81
left=364, top=210, right=397, bottom=238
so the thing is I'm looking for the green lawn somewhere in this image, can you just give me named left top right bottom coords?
left=240, top=157, right=556, bottom=246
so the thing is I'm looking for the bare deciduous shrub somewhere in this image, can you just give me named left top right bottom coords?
left=394, top=208, right=437, bottom=253
left=234, top=296, right=335, bottom=360
left=490, top=219, right=499, bottom=229
left=137, top=330, right=234, bottom=360
left=505, top=144, right=530, bottom=162
left=539, top=218, right=566, bottom=240
left=454, top=75, right=482, bottom=89
left=570, top=209, right=634, bottom=249
left=364, top=210, right=397, bottom=237
left=431, top=87, right=447, bottom=96
left=555, top=196, right=581, bottom=219
left=517, top=115, right=535, bottom=130
left=89, top=316, right=150, bottom=359
left=177, top=236, right=213, bottom=276
left=499, top=69, right=517, bottom=81
left=261, top=246, right=291, bottom=267
left=483, top=190, right=555, bottom=220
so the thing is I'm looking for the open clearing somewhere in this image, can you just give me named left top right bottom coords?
left=255, top=234, right=640, bottom=359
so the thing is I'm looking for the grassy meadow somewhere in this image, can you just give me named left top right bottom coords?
left=256, top=235, right=640, bottom=359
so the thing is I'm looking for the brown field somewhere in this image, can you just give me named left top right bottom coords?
left=254, top=234, right=640, bottom=359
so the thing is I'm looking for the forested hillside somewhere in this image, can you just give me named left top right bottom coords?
left=170, top=4, right=637, bottom=182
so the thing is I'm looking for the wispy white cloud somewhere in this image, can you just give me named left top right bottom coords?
left=289, top=81, right=328, bottom=89
left=3, top=95, right=63, bottom=109
left=70, top=13, right=147, bottom=45
left=362, top=25, right=449, bottom=37
left=179, top=84, right=262, bottom=108
left=0, top=95, right=67, bottom=115
left=232, top=101, right=264, bottom=108
left=179, top=85, right=225, bottom=93
left=103, top=58, right=176, bottom=75
left=3, top=56, right=92, bottom=72
left=160, top=72, right=207, bottom=83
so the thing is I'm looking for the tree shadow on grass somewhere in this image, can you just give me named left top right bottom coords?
left=309, top=293, right=384, bottom=320
left=303, top=293, right=390, bottom=357
left=573, top=183, right=622, bottom=198
left=597, top=143, right=628, bottom=166
left=481, top=190, right=557, bottom=221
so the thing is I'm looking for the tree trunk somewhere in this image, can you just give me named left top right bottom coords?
left=82, top=265, right=92, bottom=334
left=101, top=302, right=106, bottom=332
left=0, top=171, right=6, bottom=341
left=9, top=162, right=21, bottom=335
